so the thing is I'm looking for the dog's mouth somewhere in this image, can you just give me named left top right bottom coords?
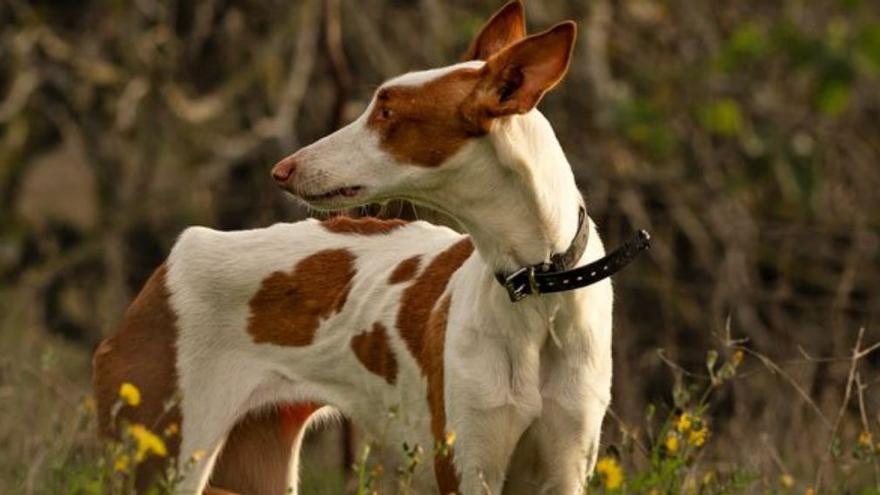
left=299, top=186, right=365, bottom=203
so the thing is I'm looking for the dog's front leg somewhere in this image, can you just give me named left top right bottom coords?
left=527, top=349, right=611, bottom=494
left=446, top=336, right=543, bottom=494
left=452, top=403, right=537, bottom=494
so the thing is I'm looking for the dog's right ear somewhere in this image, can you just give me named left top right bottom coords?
left=463, top=1, right=526, bottom=61
left=462, top=21, right=576, bottom=126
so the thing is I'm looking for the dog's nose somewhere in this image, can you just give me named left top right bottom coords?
left=271, top=156, right=297, bottom=185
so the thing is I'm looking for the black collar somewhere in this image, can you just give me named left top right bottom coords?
left=494, top=207, right=651, bottom=302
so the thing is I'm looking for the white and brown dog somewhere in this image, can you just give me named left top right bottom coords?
left=93, top=2, right=619, bottom=494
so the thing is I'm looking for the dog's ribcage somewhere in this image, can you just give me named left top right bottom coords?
left=167, top=217, right=470, bottom=490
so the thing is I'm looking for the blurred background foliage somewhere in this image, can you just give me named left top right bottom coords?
left=1, top=0, right=879, bottom=491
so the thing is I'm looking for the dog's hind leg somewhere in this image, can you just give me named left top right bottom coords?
left=208, top=403, right=320, bottom=495
left=92, top=264, right=184, bottom=493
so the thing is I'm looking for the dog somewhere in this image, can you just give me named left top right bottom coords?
left=93, top=2, right=619, bottom=493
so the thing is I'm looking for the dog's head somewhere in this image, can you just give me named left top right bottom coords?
left=271, top=1, right=575, bottom=213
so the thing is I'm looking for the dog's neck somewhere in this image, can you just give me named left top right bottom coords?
left=434, top=110, right=584, bottom=275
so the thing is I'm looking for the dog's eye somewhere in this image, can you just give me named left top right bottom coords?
left=379, top=107, right=393, bottom=120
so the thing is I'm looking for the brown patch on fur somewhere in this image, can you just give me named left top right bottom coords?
left=210, top=403, right=319, bottom=494
left=389, top=255, right=421, bottom=284
left=279, top=402, right=321, bottom=437
left=322, top=216, right=408, bottom=235
left=396, top=238, right=474, bottom=492
left=366, top=19, right=575, bottom=169
left=426, top=296, right=460, bottom=493
left=350, top=323, right=399, bottom=385
left=396, top=238, right=473, bottom=356
left=92, top=265, right=182, bottom=492
left=202, top=488, right=241, bottom=495
left=367, top=69, right=487, bottom=167
left=247, top=249, right=356, bottom=346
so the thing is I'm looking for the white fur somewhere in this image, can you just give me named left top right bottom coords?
left=169, top=64, right=613, bottom=495
left=384, top=61, right=485, bottom=88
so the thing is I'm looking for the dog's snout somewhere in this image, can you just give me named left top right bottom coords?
left=271, top=156, right=298, bottom=185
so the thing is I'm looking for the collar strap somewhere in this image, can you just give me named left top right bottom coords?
left=493, top=204, right=589, bottom=295
left=549, top=206, right=590, bottom=272
left=495, top=228, right=651, bottom=303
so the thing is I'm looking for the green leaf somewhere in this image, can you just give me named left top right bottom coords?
left=856, top=23, right=880, bottom=73
left=706, top=350, right=719, bottom=376
left=816, top=80, right=852, bottom=115
left=699, top=99, right=744, bottom=136
left=614, top=97, right=678, bottom=158
left=730, top=23, right=769, bottom=60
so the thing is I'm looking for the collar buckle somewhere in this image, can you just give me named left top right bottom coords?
left=503, top=266, right=538, bottom=302
left=497, top=229, right=651, bottom=303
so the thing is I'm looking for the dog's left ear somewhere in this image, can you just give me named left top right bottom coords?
left=464, top=21, right=576, bottom=123
left=463, top=1, right=527, bottom=61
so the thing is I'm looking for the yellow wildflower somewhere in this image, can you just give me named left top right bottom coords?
left=858, top=430, right=872, bottom=447
left=688, top=426, right=709, bottom=447
left=732, top=350, right=744, bottom=366
left=119, top=383, right=141, bottom=407
left=595, top=457, right=624, bottom=490
left=114, top=454, right=130, bottom=473
left=780, top=474, right=795, bottom=488
left=446, top=431, right=456, bottom=446
left=664, top=433, right=680, bottom=454
left=127, top=424, right=167, bottom=461
left=191, top=449, right=206, bottom=462
left=164, top=422, right=179, bottom=437
left=675, top=412, right=693, bottom=432
left=82, top=396, right=97, bottom=413
left=702, top=471, right=715, bottom=485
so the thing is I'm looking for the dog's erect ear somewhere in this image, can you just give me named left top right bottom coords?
left=465, top=21, right=576, bottom=121
left=463, top=1, right=526, bottom=61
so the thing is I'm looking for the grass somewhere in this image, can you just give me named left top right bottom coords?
left=2, top=281, right=879, bottom=494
